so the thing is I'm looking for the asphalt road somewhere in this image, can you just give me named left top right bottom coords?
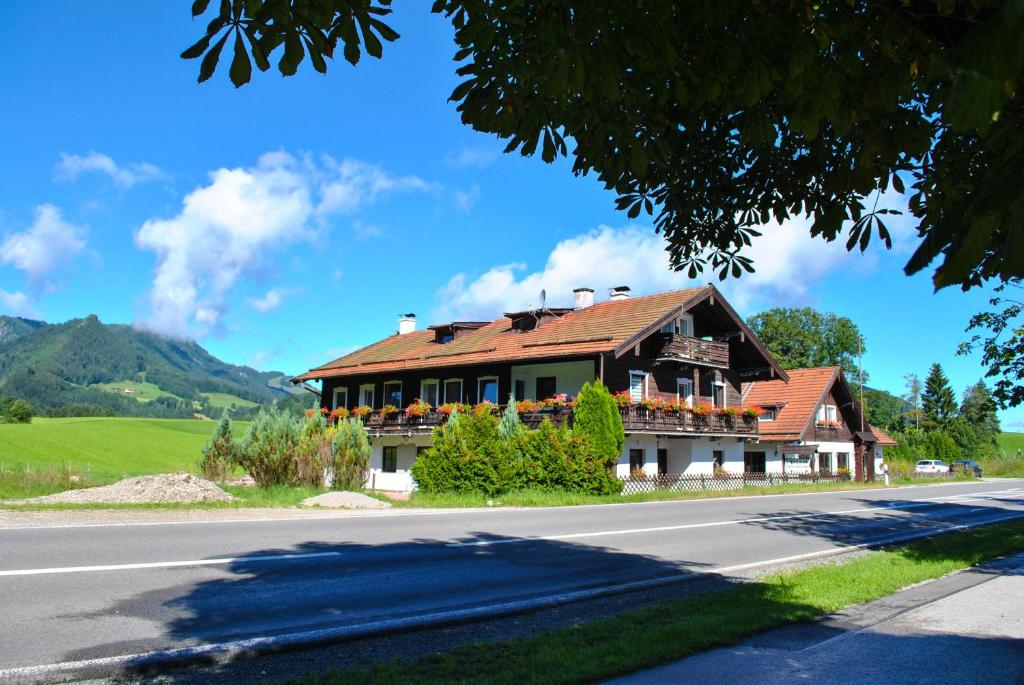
left=2, top=480, right=1023, bottom=681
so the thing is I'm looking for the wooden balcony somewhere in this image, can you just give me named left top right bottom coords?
left=618, top=407, right=758, bottom=438
left=357, top=405, right=756, bottom=439
left=652, top=333, right=729, bottom=368
left=812, top=424, right=847, bottom=442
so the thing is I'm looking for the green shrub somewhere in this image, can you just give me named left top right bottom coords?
left=924, top=430, right=962, bottom=463
left=4, top=399, right=34, bottom=424
left=332, top=418, right=371, bottom=490
left=198, top=416, right=236, bottom=481
left=237, top=408, right=301, bottom=486
left=499, top=396, right=523, bottom=441
left=572, top=380, right=624, bottom=462
left=296, top=412, right=334, bottom=487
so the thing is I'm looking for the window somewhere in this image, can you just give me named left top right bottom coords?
left=416, top=446, right=429, bottom=459
left=514, top=379, right=526, bottom=401
left=817, top=404, right=837, bottom=424
left=820, top=452, right=832, bottom=472
left=713, top=450, right=724, bottom=470
left=420, top=379, right=439, bottom=407
left=837, top=452, right=849, bottom=470
left=383, top=381, right=402, bottom=408
left=629, top=371, right=646, bottom=402
left=478, top=376, right=498, bottom=404
left=659, top=315, right=693, bottom=336
left=760, top=407, right=777, bottom=421
left=629, top=448, right=644, bottom=472
left=657, top=448, right=668, bottom=475
left=536, top=376, right=557, bottom=400
left=744, top=452, right=766, bottom=474
left=382, top=446, right=397, bottom=473
left=331, top=387, right=348, bottom=410
left=443, top=379, right=463, bottom=404
left=676, top=378, right=694, bottom=407
left=712, top=381, right=726, bottom=409
left=359, top=384, right=375, bottom=408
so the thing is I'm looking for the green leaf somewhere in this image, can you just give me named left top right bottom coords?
left=191, top=0, right=212, bottom=16
left=892, top=173, right=905, bottom=194
left=181, top=34, right=212, bottom=60
left=306, top=37, right=328, bottom=74
left=279, top=32, right=304, bottom=76
left=343, top=40, right=360, bottom=65
left=229, top=31, right=252, bottom=87
left=198, top=32, right=230, bottom=83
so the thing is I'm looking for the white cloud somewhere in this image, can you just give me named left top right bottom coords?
left=0, top=289, right=37, bottom=317
left=433, top=220, right=875, bottom=321
left=0, top=204, right=87, bottom=284
left=446, top=146, right=499, bottom=169
left=246, top=287, right=295, bottom=313
left=453, top=184, right=480, bottom=213
left=135, top=152, right=433, bottom=338
left=55, top=151, right=165, bottom=188
left=316, top=156, right=435, bottom=215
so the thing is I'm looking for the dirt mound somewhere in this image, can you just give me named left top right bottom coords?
left=17, top=473, right=236, bottom=505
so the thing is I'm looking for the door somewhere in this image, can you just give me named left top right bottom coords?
left=744, top=451, right=766, bottom=474
left=536, top=376, right=556, bottom=400
left=657, top=448, right=668, bottom=475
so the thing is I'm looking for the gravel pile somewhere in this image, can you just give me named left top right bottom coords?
left=300, top=491, right=392, bottom=509
left=17, top=472, right=236, bottom=505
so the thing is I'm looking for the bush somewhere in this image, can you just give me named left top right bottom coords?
left=3, top=399, right=34, bottom=424
left=571, top=380, right=624, bottom=462
left=296, top=412, right=333, bottom=487
left=332, top=418, right=371, bottom=490
left=412, top=412, right=622, bottom=497
left=237, top=408, right=301, bottom=486
left=199, top=416, right=237, bottom=481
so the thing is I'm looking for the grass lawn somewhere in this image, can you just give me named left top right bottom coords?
left=200, top=392, right=259, bottom=409
left=998, top=431, right=1024, bottom=457
left=0, top=416, right=248, bottom=486
left=401, top=475, right=977, bottom=508
left=298, top=520, right=1024, bottom=685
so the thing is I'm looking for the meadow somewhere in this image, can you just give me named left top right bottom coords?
left=0, top=416, right=245, bottom=482
left=998, top=431, right=1024, bottom=457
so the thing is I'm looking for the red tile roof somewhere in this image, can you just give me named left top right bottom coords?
left=295, top=286, right=709, bottom=381
left=870, top=425, right=898, bottom=446
left=742, top=367, right=841, bottom=442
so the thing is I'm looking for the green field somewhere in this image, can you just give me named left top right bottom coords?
left=998, top=431, right=1024, bottom=457
left=0, top=417, right=248, bottom=482
left=200, top=392, right=258, bottom=409
left=89, top=380, right=186, bottom=404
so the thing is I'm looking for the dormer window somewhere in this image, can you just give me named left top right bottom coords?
left=430, top=321, right=487, bottom=344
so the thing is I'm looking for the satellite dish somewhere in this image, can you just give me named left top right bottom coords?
left=539, top=289, right=546, bottom=310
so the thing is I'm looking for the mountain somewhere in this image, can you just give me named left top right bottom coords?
left=0, top=314, right=300, bottom=417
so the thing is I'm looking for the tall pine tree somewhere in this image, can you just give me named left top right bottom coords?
left=922, top=363, right=958, bottom=429
left=960, top=381, right=1001, bottom=443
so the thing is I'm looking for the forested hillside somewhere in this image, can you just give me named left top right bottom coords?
left=0, top=314, right=299, bottom=418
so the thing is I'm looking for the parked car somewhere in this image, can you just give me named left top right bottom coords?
left=950, top=459, right=983, bottom=477
left=915, top=459, right=950, bottom=474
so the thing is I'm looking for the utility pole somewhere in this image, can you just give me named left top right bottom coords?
left=858, top=335, right=865, bottom=433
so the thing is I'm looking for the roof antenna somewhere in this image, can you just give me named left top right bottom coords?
left=539, top=288, right=546, bottom=311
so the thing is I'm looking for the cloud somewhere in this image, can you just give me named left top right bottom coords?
left=246, top=287, right=295, bottom=313
left=0, top=204, right=87, bottom=284
left=316, top=156, right=435, bottom=215
left=55, top=151, right=165, bottom=188
left=453, top=184, right=480, bottom=212
left=446, top=145, right=499, bottom=169
left=433, top=220, right=876, bottom=321
left=135, top=152, right=433, bottom=338
left=0, top=289, right=37, bottom=317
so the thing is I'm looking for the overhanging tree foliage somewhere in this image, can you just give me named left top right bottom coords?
left=182, top=0, right=1024, bottom=290
left=958, top=278, right=1024, bottom=408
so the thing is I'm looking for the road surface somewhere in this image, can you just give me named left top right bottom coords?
left=1, top=480, right=1022, bottom=681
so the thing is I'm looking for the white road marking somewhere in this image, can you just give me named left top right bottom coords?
left=0, top=551, right=342, bottom=577
left=446, top=491, right=1020, bottom=547
left=0, top=510, right=1020, bottom=681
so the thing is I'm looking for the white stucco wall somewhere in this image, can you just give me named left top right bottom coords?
left=615, top=436, right=745, bottom=477
left=752, top=440, right=858, bottom=477
left=367, top=435, right=433, bottom=492
left=510, top=361, right=596, bottom=400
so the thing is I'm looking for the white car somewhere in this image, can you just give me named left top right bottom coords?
left=915, top=459, right=949, bottom=474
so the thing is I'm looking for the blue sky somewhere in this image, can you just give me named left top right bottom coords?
left=1, top=3, right=1020, bottom=430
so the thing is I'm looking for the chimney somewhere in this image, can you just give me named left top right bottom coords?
left=609, top=286, right=631, bottom=301
left=398, top=313, right=416, bottom=335
left=573, top=287, right=595, bottom=309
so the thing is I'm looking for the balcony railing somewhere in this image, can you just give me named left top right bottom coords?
left=652, top=333, right=729, bottom=368
left=618, top=407, right=758, bottom=437
left=354, top=406, right=757, bottom=438
left=812, top=424, right=845, bottom=442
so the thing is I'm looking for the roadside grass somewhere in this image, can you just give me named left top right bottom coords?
left=0, top=417, right=249, bottom=488
left=296, top=520, right=1024, bottom=685
left=400, top=474, right=979, bottom=509
left=0, top=484, right=328, bottom=510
